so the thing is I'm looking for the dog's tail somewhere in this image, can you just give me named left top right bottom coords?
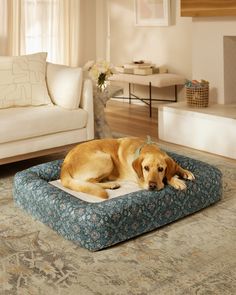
left=60, top=163, right=108, bottom=199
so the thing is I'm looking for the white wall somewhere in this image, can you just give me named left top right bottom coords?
left=79, top=0, right=97, bottom=66
left=109, top=0, right=192, bottom=101
left=97, top=1, right=236, bottom=105
left=96, top=0, right=109, bottom=60
left=109, top=0, right=192, bottom=77
left=192, top=16, right=236, bottom=104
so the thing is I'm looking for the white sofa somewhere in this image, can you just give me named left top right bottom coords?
left=0, top=53, right=94, bottom=164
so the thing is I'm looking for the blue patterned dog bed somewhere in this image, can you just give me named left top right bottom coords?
left=13, top=152, right=222, bottom=251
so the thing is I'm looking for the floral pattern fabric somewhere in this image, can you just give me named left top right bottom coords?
left=13, top=152, right=222, bottom=251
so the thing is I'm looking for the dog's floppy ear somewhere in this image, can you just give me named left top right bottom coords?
left=165, top=156, right=177, bottom=181
left=132, top=156, right=143, bottom=179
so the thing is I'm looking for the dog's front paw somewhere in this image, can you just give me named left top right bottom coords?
left=182, top=169, right=195, bottom=181
left=109, top=183, right=120, bottom=190
left=99, top=182, right=120, bottom=190
left=169, top=177, right=186, bottom=190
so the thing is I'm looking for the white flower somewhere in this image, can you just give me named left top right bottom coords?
left=83, top=60, right=95, bottom=71
left=88, top=60, right=113, bottom=88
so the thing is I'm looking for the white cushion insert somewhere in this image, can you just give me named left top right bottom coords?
left=50, top=180, right=142, bottom=203
left=0, top=52, right=52, bottom=108
left=0, top=105, right=87, bottom=144
left=46, top=63, right=83, bottom=110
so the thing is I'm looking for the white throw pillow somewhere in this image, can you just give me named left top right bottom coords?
left=46, top=62, right=83, bottom=110
left=0, top=52, right=52, bottom=109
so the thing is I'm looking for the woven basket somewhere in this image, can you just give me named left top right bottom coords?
left=186, top=84, right=209, bottom=107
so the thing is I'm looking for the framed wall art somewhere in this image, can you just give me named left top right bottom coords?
left=135, top=0, right=170, bottom=26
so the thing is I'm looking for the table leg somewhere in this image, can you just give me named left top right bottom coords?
left=175, top=85, right=178, bottom=102
left=129, top=83, right=131, bottom=104
left=149, top=82, right=152, bottom=117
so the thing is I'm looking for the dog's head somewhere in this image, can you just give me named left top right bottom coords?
left=132, top=149, right=176, bottom=191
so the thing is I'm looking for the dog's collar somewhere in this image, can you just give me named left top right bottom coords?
left=134, top=136, right=157, bottom=160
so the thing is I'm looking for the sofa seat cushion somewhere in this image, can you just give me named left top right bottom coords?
left=0, top=105, right=87, bottom=144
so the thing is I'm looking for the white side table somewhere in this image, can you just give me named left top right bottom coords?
left=93, top=85, right=123, bottom=139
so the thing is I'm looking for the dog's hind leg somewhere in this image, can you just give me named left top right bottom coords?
left=85, top=152, right=120, bottom=192
left=61, top=164, right=109, bottom=198
left=97, top=182, right=120, bottom=190
left=61, top=152, right=120, bottom=199
left=74, top=181, right=109, bottom=199
left=63, top=177, right=109, bottom=199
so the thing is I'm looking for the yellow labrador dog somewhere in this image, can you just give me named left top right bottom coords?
left=61, top=137, right=195, bottom=199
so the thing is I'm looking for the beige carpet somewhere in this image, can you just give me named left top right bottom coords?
left=0, top=143, right=236, bottom=295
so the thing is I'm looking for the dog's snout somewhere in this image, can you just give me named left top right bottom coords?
left=148, top=181, right=157, bottom=190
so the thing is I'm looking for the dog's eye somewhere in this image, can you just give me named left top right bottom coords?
left=144, top=166, right=149, bottom=171
left=158, top=167, right=164, bottom=172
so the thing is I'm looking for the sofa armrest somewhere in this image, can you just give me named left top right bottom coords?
left=80, top=79, right=94, bottom=140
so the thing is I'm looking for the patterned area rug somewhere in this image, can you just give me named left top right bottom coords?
left=0, top=143, right=236, bottom=295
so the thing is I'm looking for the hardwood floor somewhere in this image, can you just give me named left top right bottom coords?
left=105, top=100, right=158, bottom=139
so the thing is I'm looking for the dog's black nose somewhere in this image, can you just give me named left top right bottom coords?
left=149, top=182, right=157, bottom=190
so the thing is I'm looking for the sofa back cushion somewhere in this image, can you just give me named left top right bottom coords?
left=46, top=62, right=83, bottom=109
left=0, top=52, right=52, bottom=109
